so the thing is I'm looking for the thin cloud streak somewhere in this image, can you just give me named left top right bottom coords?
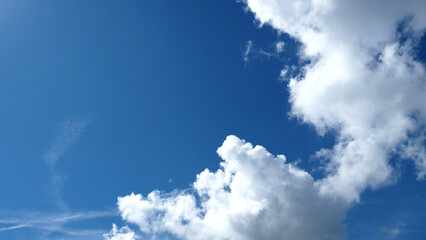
left=242, top=40, right=284, bottom=64
left=0, top=210, right=115, bottom=237
left=242, top=40, right=253, bottom=64
left=0, top=224, right=31, bottom=232
left=0, top=115, right=113, bottom=239
left=43, top=115, right=92, bottom=210
left=44, top=116, right=92, bottom=170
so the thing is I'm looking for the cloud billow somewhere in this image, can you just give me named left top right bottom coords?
left=110, top=0, right=426, bottom=239
left=245, top=0, right=426, bottom=201
left=117, top=136, right=347, bottom=240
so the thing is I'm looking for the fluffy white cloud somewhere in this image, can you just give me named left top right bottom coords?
left=245, top=0, right=426, bottom=201
left=104, top=224, right=136, bottom=240
left=114, top=1, right=426, bottom=239
left=118, top=136, right=347, bottom=240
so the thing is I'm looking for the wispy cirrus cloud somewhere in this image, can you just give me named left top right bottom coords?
left=0, top=114, right=116, bottom=239
left=44, top=116, right=92, bottom=170
left=0, top=210, right=114, bottom=239
left=242, top=40, right=253, bottom=64
left=382, top=221, right=406, bottom=238
left=241, top=40, right=285, bottom=64
left=44, top=115, right=92, bottom=209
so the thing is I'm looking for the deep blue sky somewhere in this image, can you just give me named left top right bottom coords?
left=0, top=1, right=425, bottom=239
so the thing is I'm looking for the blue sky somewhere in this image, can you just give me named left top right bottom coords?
left=0, top=1, right=425, bottom=240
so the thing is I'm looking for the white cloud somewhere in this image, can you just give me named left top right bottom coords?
left=401, top=132, right=426, bottom=179
left=118, top=136, right=347, bottom=240
left=244, top=0, right=426, bottom=201
left=242, top=40, right=253, bottom=63
left=279, top=66, right=289, bottom=80
left=104, top=224, right=136, bottom=240
left=382, top=221, right=405, bottom=238
left=0, top=224, right=30, bottom=232
left=44, top=115, right=92, bottom=209
left=276, top=41, right=285, bottom=53
left=243, top=40, right=284, bottom=63
left=113, top=1, right=426, bottom=239
left=0, top=116, right=112, bottom=239
left=0, top=210, right=113, bottom=239
left=44, top=116, right=91, bottom=169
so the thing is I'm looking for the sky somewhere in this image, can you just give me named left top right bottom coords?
left=0, top=0, right=425, bottom=240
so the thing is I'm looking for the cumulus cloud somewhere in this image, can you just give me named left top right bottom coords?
left=401, top=132, right=426, bottom=179
left=118, top=136, right=347, bottom=240
left=113, top=1, right=426, bottom=239
left=244, top=0, right=426, bottom=201
left=104, top=224, right=136, bottom=240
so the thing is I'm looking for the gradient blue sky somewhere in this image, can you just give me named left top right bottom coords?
left=0, top=1, right=425, bottom=239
